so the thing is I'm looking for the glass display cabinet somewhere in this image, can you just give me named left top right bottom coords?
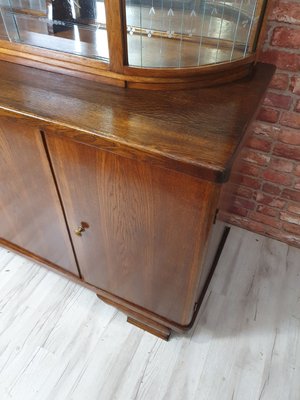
left=0, top=0, right=269, bottom=88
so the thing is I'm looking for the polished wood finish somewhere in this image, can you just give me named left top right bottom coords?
left=104, top=0, right=128, bottom=74
left=45, top=133, right=220, bottom=326
left=0, top=217, right=229, bottom=335
left=0, top=61, right=274, bottom=183
left=0, top=58, right=273, bottom=338
left=0, top=114, right=79, bottom=276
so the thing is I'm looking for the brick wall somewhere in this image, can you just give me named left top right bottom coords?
left=219, top=0, right=300, bottom=248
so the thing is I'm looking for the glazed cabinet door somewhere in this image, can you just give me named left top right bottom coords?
left=0, top=114, right=79, bottom=276
left=46, top=133, right=220, bottom=326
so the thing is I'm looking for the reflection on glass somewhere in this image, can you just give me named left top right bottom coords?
left=0, top=0, right=109, bottom=60
left=126, top=0, right=265, bottom=68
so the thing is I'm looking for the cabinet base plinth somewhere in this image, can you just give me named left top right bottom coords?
left=97, top=294, right=171, bottom=340
left=127, top=316, right=171, bottom=341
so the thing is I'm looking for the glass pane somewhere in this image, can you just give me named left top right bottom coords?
left=0, top=12, right=8, bottom=39
left=126, top=0, right=266, bottom=68
left=0, top=0, right=109, bottom=60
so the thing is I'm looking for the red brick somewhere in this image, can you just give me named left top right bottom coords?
left=256, top=192, right=286, bottom=208
left=249, top=211, right=282, bottom=229
left=262, top=182, right=282, bottom=196
left=241, top=149, right=270, bottom=166
left=282, top=188, right=300, bottom=202
left=224, top=183, right=254, bottom=200
left=233, top=197, right=256, bottom=211
left=283, top=222, right=300, bottom=236
left=224, top=214, right=267, bottom=237
left=239, top=175, right=261, bottom=190
left=218, top=212, right=244, bottom=227
left=290, top=76, right=300, bottom=95
left=294, top=178, right=300, bottom=190
left=269, top=1, right=300, bottom=25
left=280, top=211, right=300, bottom=225
left=278, top=128, right=300, bottom=145
left=262, top=169, right=293, bottom=186
left=266, top=229, right=300, bottom=248
left=269, top=158, right=294, bottom=173
left=257, top=107, right=280, bottom=123
left=288, top=204, right=300, bottom=215
left=235, top=186, right=254, bottom=199
left=259, top=49, right=300, bottom=72
left=273, top=143, right=300, bottom=161
left=270, top=73, right=289, bottom=90
left=280, top=112, right=300, bottom=129
left=239, top=162, right=262, bottom=177
left=295, top=100, right=300, bottom=113
left=231, top=174, right=261, bottom=190
left=257, top=205, right=279, bottom=218
left=246, top=136, right=272, bottom=152
left=263, top=92, right=292, bottom=110
left=250, top=121, right=280, bottom=139
left=271, top=26, right=300, bottom=49
left=245, top=220, right=266, bottom=235
left=295, top=165, right=300, bottom=177
left=227, top=205, right=249, bottom=217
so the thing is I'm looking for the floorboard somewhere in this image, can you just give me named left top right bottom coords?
left=0, top=227, right=299, bottom=400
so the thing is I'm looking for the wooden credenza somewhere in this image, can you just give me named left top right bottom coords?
left=0, top=60, right=274, bottom=339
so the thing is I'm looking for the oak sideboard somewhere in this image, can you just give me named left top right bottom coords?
left=0, top=60, right=274, bottom=339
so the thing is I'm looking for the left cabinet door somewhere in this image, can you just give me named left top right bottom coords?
left=0, top=113, right=79, bottom=276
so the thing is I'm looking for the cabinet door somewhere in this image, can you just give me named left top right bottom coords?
left=0, top=115, right=79, bottom=276
left=46, top=133, right=219, bottom=325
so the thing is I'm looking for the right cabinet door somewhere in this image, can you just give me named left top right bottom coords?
left=45, top=133, right=219, bottom=326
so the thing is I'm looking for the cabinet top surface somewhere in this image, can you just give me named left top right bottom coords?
left=0, top=61, right=274, bottom=182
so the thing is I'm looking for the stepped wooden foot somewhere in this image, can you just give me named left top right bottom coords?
left=97, top=294, right=171, bottom=340
left=127, top=315, right=171, bottom=341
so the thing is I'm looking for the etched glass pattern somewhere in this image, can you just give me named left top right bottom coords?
left=0, top=0, right=109, bottom=60
left=126, top=0, right=265, bottom=67
left=0, top=12, right=8, bottom=39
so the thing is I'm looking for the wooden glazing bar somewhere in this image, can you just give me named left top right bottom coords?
left=104, top=0, right=128, bottom=73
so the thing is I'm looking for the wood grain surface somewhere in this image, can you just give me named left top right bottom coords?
left=0, top=60, right=274, bottom=182
left=0, top=115, right=79, bottom=276
left=45, top=132, right=220, bottom=326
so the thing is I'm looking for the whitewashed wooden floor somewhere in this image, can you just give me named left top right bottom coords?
left=0, top=227, right=300, bottom=400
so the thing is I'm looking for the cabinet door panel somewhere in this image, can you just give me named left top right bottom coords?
left=0, top=116, right=79, bottom=276
left=46, top=133, right=219, bottom=325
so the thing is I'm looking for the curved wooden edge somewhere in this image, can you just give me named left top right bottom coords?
left=123, top=55, right=256, bottom=78
left=127, top=63, right=253, bottom=91
left=0, top=38, right=256, bottom=90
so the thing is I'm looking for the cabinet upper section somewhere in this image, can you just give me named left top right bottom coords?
left=0, top=0, right=269, bottom=89
left=126, top=0, right=266, bottom=68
